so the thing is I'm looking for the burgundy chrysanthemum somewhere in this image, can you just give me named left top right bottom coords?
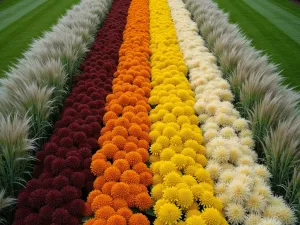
left=73, top=132, right=87, bottom=144
left=14, top=207, right=32, bottom=220
left=71, top=172, right=85, bottom=188
left=64, top=109, right=77, bottom=117
left=87, top=138, right=99, bottom=149
left=44, top=155, right=57, bottom=171
left=28, top=189, right=46, bottom=209
left=44, top=143, right=58, bottom=155
left=52, top=208, right=71, bottom=224
left=39, top=205, right=54, bottom=222
left=67, top=199, right=85, bottom=216
left=24, top=213, right=40, bottom=225
left=60, top=137, right=73, bottom=148
left=45, top=190, right=63, bottom=207
left=52, top=175, right=69, bottom=190
left=55, top=147, right=69, bottom=158
left=60, top=168, right=74, bottom=179
left=79, top=148, right=92, bottom=159
left=61, top=186, right=79, bottom=202
left=83, top=158, right=92, bottom=170
left=65, top=156, right=81, bottom=169
left=51, top=158, right=66, bottom=174
left=57, top=128, right=71, bottom=138
left=41, top=178, right=53, bottom=189
left=26, top=179, right=42, bottom=192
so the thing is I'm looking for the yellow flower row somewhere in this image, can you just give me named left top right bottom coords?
left=148, top=0, right=228, bottom=224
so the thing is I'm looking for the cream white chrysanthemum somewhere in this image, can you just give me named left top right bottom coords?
left=258, top=218, right=282, bottom=225
left=225, top=203, right=246, bottom=225
left=245, top=214, right=262, bottom=225
left=227, top=180, right=250, bottom=204
left=245, top=193, right=266, bottom=214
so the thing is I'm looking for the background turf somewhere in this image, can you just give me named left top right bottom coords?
left=213, top=0, right=300, bottom=90
left=0, top=0, right=80, bottom=77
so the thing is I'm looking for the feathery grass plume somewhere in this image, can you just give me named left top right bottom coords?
left=0, top=113, right=34, bottom=199
left=0, top=191, right=15, bottom=225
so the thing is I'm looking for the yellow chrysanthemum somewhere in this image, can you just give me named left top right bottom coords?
left=156, top=136, right=170, bottom=148
left=186, top=209, right=202, bottom=218
left=151, top=184, right=164, bottom=201
left=162, top=126, right=177, bottom=138
left=185, top=216, right=206, bottom=225
left=182, top=175, right=198, bottom=187
left=177, top=188, right=194, bottom=209
left=150, top=143, right=163, bottom=156
left=170, top=135, right=183, bottom=146
left=163, top=187, right=178, bottom=202
left=160, top=148, right=176, bottom=161
left=171, top=154, right=188, bottom=170
left=154, top=199, right=169, bottom=215
left=201, top=208, right=223, bottom=225
left=157, top=203, right=182, bottom=225
left=181, top=148, right=197, bottom=159
left=163, top=171, right=183, bottom=187
left=159, top=161, right=177, bottom=177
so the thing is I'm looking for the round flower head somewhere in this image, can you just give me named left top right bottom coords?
left=91, top=194, right=113, bottom=212
left=95, top=206, right=115, bottom=220
left=227, top=179, right=250, bottom=204
left=177, top=188, right=194, bottom=209
left=151, top=184, right=164, bottom=201
left=112, top=198, right=128, bottom=211
left=111, top=182, right=130, bottom=199
left=258, top=218, right=282, bottom=225
left=171, top=154, right=188, bottom=170
left=129, top=213, right=150, bottom=225
left=160, top=148, right=176, bottom=161
left=163, top=171, right=182, bottom=187
left=120, top=170, right=140, bottom=184
left=125, top=152, right=142, bottom=166
left=104, top=166, right=121, bottom=182
left=91, top=159, right=106, bottom=176
left=185, top=216, right=206, bottom=225
left=135, top=192, right=153, bottom=210
left=201, top=208, right=223, bottom=225
left=117, top=207, right=133, bottom=221
left=113, top=159, right=130, bottom=173
left=156, top=136, right=170, bottom=148
left=182, top=175, right=197, bottom=187
left=225, top=203, right=246, bottom=224
left=170, top=135, right=183, bottom=146
left=159, top=161, right=177, bottom=177
left=157, top=203, right=181, bottom=225
left=154, top=199, right=169, bottom=215
left=150, top=130, right=161, bottom=142
left=163, top=187, right=179, bottom=203
left=107, top=215, right=127, bottom=225
left=245, top=214, right=262, bottom=225
left=150, top=143, right=163, bottom=156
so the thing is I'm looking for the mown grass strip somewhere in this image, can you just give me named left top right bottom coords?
left=0, top=0, right=79, bottom=77
left=214, top=0, right=300, bottom=90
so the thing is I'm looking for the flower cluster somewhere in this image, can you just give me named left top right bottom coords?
left=84, top=0, right=152, bottom=224
left=167, top=0, right=297, bottom=224
left=12, top=0, right=131, bottom=224
left=148, top=0, right=227, bottom=224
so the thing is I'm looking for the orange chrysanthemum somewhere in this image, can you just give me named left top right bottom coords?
left=123, top=106, right=136, bottom=114
left=87, top=190, right=102, bottom=204
left=110, top=104, right=123, bottom=115
left=128, top=124, right=143, bottom=137
left=113, top=151, right=126, bottom=161
left=115, top=117, right=131, bottom=129
left=93, top=219, right=106, bottom=225
left=139, top=172, right=153, bottom=186
left=103, top=111, right=118, bottom=124
left=93, top=176, right=106, bottom=190
left=113, top=159, right=130, bottom=173
left=129, top=213, right=150, bottom=225
left=137, top=139, right=149, bottom=149
left=112, top=135, right=127, bottom=149
left=140, top=124, right=149, bottom=132
left=101, top=181, right=116, bottom=195
left=92, top=152, right=107, bottom=162
left=91, top=194, right=113, bottom=212
left=95, top=206, right=115, bottom=220
left=101, top=143, right=119, bottom=159
left=131, top=116, right=143, bottom=125
left=135, top=192, right=153, bottom=210
left=123, top=142, right=138, bottom=153
left=117, top=207, right=133, bottom=221
left=118, top=95, right=130, bottom=107
left=107, top=215, right=127, bottom=225
left=126, top=194, right=136, bottom=208
left=136, top=148, right=149, bottom=162
left=83, top=202, right=93, bottom=217
left=120, top=170, right=140, bottom=184
left=91, top=159, right=106, bottom=176
left=104, top=166, right=121, bottom=182
left=105, top=119, right=116, bottom=131
left=132, top=162, right=150, bottom=174
left=139, top=131, right=150, bottom=142
left=111, top=182, right=130, bottom=199
left=129, top=184, right=142, bottom=195
left=125, top=152, right=142, bottom=166
left=112, top=126, right=128, bottom=138
left=106, top=94, right=115, bottom=103
left=112, top=198, right=128, bottom=211
left=135, top=105, right=147, bottom=113
left=126, top=136, right=139, bottom=145
left=123, top=112, right=135, bottom=121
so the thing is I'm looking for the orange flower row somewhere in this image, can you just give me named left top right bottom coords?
left=84, top=0, right=152, bottom=224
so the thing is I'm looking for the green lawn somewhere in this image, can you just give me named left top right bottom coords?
left=214, top=0, right=300, bottom=90
left=0, top=0, right=80, bottom=77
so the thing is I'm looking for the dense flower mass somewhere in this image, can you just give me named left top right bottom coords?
left=13, top=0, right=131, bottom=224
left=167, top=0, right=297, bottom=224
left=148, top=0, right=227, bottom=224
left=84, top=0, right=152, bottom=224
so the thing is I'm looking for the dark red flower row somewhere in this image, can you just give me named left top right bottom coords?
left=13, top=0, right=132, bottom=224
